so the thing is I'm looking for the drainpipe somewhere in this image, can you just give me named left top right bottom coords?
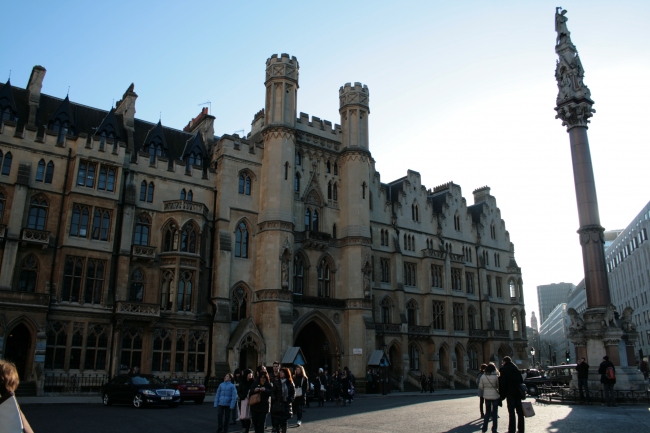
left=205, top=187, right=218, bottom=382
left=48, top=147, right=72, bottom=300
left=107, top=168, right=129, bottom=377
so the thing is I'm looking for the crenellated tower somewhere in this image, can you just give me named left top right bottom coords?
left=253, top=54, right=300, bottom=362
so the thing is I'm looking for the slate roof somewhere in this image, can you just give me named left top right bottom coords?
left=280, top=347, right=307, bottom=365
left=467, top=202, right=486, bottom=225
left=0, top=79, right=18, bottom=114
left=367, top=350, right=389, bottom=366
left=1, top=81, right=198, bottom=161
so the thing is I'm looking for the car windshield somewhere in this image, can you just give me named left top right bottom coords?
left=131, top=375, right=163, bottom=385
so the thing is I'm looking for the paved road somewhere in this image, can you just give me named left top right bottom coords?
left=22, top=395, right=650, bottom=433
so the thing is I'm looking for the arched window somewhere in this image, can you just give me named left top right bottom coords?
left=369, top=191, right=373, bottom=210
left=151, top=329, right=172, bottom=372
left=91, top=209, right=110, bottom=241
left=177, top=270, right=193, bottom=312
left=160, top=270, right=174, bottom=310
left=468, top=306, right=476, bottom=330
left=521, top=312, right=527, bottom=337
left=18, top=255, right=39, bottom=292
left=489, top=308, right=496, bottom=329
left=294, top=173, right=300, bottom=192
left=380, top=297, right=392, bottom=323
left=134, top=214, right=151, bottom=246
left=490, top=223, right=496, bottom=240
left=409, top=345, right=420, bottom=371
left=147, top=182, right=154, bottom=202
left=468, top=347, right=478, bottom=371
left=333, top=163, right=338, bottom=175
left=518, top=280, right=523, bottom=300
left=304, top=209, right=311, bottom=231
left=180, top=189, right=186, bottom=200
left=332, top=224, right=337, bottom=239
left=327, top=182, right=332, bottom=200
left=70, top=205, right=90, bottom=238
left=187, top=190, right=193, bottom=201
left=312, top=210, right=319, bottom=232
left=129, top=268, right=145, bottom=302
left=28, top=196, right=48, bottom=230
left=406, top=299, right=418, bottom=326
left=235, top=222, right=249, bottom=258
left=293, top=255, right=304, bottom=294
left=148, top=140, right=164, bottom=164
left=509, top=281, right=516, bottom=298
left=62, top=256, right=84, bottom=303
left=139, top=181, right=147, bottom=201
left=411, top=204, right=415, bottom=220
left=317, top=259, right=331, bottom=298
left=1, top=151, right=12, bottom=175
left=326, top=161, right=331, bottom=173
left=163, top=222, right=179, bottom=252
left=36, top=159, right=45, bottom=182
left=180, top=223, right=197, bottom=253
left=231, top=286, right=248, bottom=321
left=84, top=259, right=105, bottom=305
left=239, top=173, right=251, bottom=195
left=106, top=168, right=116, bottom=191
left=295, top=151, right=302, bottom=166
left=511, top=311, right=520, bottom=332
left=333, top=183, right=338, bottom=201
left=498, top=310, right=505, bottom=330
left=45, top=161, right=54, bottom=183
left=188, top=151, right=202, bottom=166
left=51, top=119, right=72, bottom=144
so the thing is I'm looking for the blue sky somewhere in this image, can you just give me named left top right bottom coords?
left=2, top=0, right=649, bottom=323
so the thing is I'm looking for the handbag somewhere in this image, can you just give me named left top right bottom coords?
left=295, top=387, right=303, bottom=397
left=248, top=392, right=261, bottom=406
left=521, top=401, right=535, bottom=417
left=519, top=383, right=528, bottom=399
left=320, top=385, right=326, bottom=392
left=239, top=398, right=251, bottom=420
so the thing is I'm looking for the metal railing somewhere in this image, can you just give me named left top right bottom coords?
left=536, top=385, right=650, bottom=405
left=43, top=373, right=109, bottom=394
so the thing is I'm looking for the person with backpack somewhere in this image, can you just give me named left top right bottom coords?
left=598, top=355, right=617, bottom=407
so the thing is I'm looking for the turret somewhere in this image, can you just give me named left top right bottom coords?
left=264, top=53, right=299, bottom=127
left=339, top=82, right=369, bottom=149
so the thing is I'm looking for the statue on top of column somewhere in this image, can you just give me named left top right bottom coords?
left=555, top=7, right=572, bottom=46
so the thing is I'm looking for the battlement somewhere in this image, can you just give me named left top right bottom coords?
left=433, top=181, right=456, bottom=193
left=252, top=108, right=265, bottom=123
left=297, top=112, right=340, bottom=135
left=473, top=185, right=491, bottom=204
left=339, top=82, right=369, bottom=95
left=266, top=53, right=299, bottom=67
left=473, top=185, right=490, bottom=194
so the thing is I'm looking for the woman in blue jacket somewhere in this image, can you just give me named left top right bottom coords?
left=214, top=373, right=238, bottom=433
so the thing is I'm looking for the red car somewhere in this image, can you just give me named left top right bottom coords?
left=163, top=379, right=206, bottom=404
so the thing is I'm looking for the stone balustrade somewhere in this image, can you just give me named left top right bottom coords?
left=132, top=244, right=156, bottom=259
left=116, top=301, right=160, bottom=317
left=21, top=228, right=51, bottom=245
left=163, top=200, right=208, bottom=217
left=0, top=290, right=50, bottom=307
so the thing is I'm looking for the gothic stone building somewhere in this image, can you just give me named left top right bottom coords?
left=0, top=55, right=527, bottom=394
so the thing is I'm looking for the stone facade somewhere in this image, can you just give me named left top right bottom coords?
left=0, top=55, right=526, bottom=395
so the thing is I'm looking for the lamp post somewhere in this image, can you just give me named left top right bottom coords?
left=530, top=347, right=536, bottom=367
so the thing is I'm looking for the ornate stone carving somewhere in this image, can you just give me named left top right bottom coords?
left=333, top=313, right=341, bottom=324
left=262, top=126, right=295, bottom=142
left=554, top=8, right=595, bottom=131
left=578, top=225, right=605, bottom=246
left=603, top=339, right=620, bottom=346
left=258, top=220, right=293, bottom=233
left=256, top=289, right=292, bottom=302
left=601, top=304, right=617, bottom=328
left=621, top=306, right=637, bottom=332
left=567, top=307, right=585, bottom=332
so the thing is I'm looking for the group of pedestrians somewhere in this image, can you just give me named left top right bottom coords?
left=418, top=372, right=436, bottom=393
left=476, top=356, right=526, bottom=433
left=312, top=367, right=355, bottom=406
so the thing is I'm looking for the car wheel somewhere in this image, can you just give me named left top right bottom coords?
left=133, top=394, right=144, bottom=408
left=103, top=393, right=112, bottom=406
left=194, top=398, right=204, bottom=405
left=528, top=385, right=538, bottom=396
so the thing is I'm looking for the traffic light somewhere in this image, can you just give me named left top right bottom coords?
left=566, top=351, right=570, bottom=363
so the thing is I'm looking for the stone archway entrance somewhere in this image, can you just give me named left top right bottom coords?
left=239, top=339, right=259, bottom=371
left=388, top=344, right=402, bottom=377
left=5, top=323, right=32, bottom=379
left=294, top=322, right=334, bottom=378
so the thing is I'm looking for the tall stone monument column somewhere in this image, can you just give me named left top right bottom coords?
left=554, top=8, right=644, bottom=390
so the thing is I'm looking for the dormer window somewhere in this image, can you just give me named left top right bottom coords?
left=148, top=139, right=164, bottom=164
left=187, top=151, right=202, bottom=166
left=1, top=106, right=15, bottom=122
left=51, top=120, right=72, bottom=144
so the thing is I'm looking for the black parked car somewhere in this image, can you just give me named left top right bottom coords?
left=102, top=374, right=181, bottom=408
left=524, top=365, right=576, bottom=396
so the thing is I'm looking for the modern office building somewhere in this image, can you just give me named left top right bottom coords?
left=605, top=201, right=650, bottom=363
left=538, top=303, right=574, bottom=365
left=567, top=279, right=587, bottom=314
left=537, top=282, right=574, bottom=325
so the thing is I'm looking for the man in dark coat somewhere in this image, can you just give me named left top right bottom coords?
left=598, top=355, right=617, bottom=407
left=575, top=358, right=590, bottom=404
left=499, top=356, right=524, bottom=433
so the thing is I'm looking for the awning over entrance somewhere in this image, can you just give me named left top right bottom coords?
left=281, top=347, right=307, bottom=366
left=367, top=350, right=390, bottom=367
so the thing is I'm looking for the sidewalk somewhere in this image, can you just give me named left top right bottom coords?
left=20, top=389, right=476, bottom=405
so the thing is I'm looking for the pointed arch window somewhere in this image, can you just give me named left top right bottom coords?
left=327, top=182, right=332, bottom=200
left=333, top=183, right=338, bottom=201
left=231, top=286, right=248, bottom=321
left=45, top=161, right=54, bottom=184
left=36, top=159, right=46, bottom=182
left=187, top=190, right=193, bottom=201
left=467, top=306, right=476, bottom=330
left=45, top=322, right=68, bottom=369
left=148, top=139, right=164, bottom=164
left=333, top=163, right=338, bottom=175
left=62, top=256, right=84, bottom=303
left=177, top=270, right=194, bottom=312
left=468, top=347, right=478, bottom=371
left=497, top=309, right=505, bottom=330
left=312, top=210, right=319, bottom=232
left=163, top=223, right=179, bottom=252
left=362, top=182, right=366, bottom=199
left=129, top=268, right=145, bottom=302
left=490, top=224, right=496, bottom=240
left=294, top=173, right=300, bottom=192
left=406, top=299, right=418, bottom=326
left=326, top=161, right=331, bottom=173
left=152, top=329, right=172, bottom=372
left=91, top=209, right=111, bottom=241
left=98, top=166, right=116, bottom=192
left=511, top=311, right=520, bottom=332
left=147, top=182, right=154, bottom=202
left=70, top=204, right=90, bottom=238
left=1, top=151, right=12, bottom=176
left=380, top=297, right=392, bottom=324
left=295, top=151, right=302, bottom=166
left=18, top=255, right=39, bottom=292
left=293, top=255, right=304, bottom=294
left=239, top=173, right=252, bottom=195
left=235, top=222, right=249, bottom=258
left=180, top=189, right=186, bottom=200
left=120, top=328, right=142, bottom=371
left=509, top=280, right=516, bottom=298
left=139, top=181, right=147, bottom=201
left=409, top=344, right=420, bottom=371
left=304, top=209, right=311, bottom=231
left=84, top=259, right=105, bottom=305
left=160, top=270, right=174, bottom=310
left=332, top=224, right=337, bottom=239
left=28, top=196, right=48, bottom=230
left=180, top=224, right=197, bottom=253
left=188, top=151, right=202, bottom=166
left=134, top=214, right=151, bottom=246
left=317, top=259, right=331, bottom=298
left=51, top=119, right=73, bottom=144
left=85, top=325, right=108, bottom=371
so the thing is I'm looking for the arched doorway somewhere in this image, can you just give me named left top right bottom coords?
left=455, top=345, right=465, bottom=373
left=439, top=346, right=449, bottom=374
left=5, top=324, right=32, bottom=379
left=238, top=340, right=259, bottom=371
left=388, top=344, right=402, bottom=377
left=294, top=322, right=334, bottom=378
